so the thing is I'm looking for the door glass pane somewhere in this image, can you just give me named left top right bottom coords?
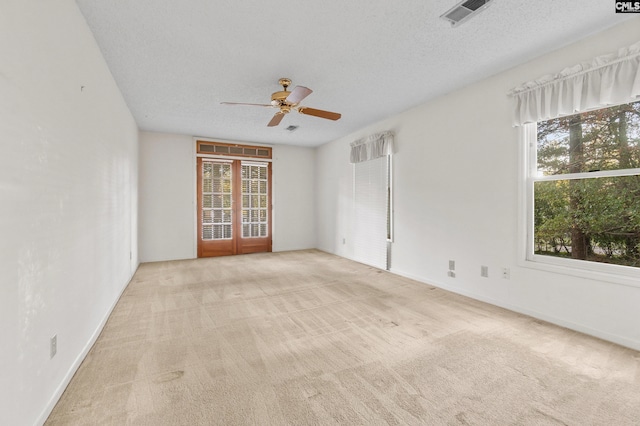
left=203, top=210, right=213, bottom=224
left=213, top=225, right=223, bottom=239
left=203, top=179, right=212, bottom=193
left=202, top=161, right=232, bottom=240
left=201, top=159, right=269, bottom=248
left=241, top=162, right=269, bottom=238
left=203, top=225, right=213, bottom=240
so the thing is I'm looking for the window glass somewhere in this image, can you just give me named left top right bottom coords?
left=531, top=101, right=640, bottom=268
left=537, top=102, right=640, bottom=176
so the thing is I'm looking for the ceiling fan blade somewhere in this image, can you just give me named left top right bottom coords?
left=298, top=107, right=341, bottom=121
left=285, top=86, right=312, bottom=105
left=221, top=102, right=272, bottom=107
left=267, top=112, right=285, bottom=127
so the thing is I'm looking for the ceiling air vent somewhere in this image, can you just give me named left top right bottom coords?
left=441, top=0, right=493, bottom=27
left=285, top=125, right=299, bottom=132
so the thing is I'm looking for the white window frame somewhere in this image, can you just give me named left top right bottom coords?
left=519, top=120, right=640, bottom=288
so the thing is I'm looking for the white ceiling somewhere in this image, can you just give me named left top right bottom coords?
left=75, top=0, right=632, bottom=147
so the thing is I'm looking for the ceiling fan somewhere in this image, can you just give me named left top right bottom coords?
left=221, top=78, right=342, bottom=127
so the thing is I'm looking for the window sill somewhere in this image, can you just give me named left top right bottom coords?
left=519, top=254, right=640, bottom=289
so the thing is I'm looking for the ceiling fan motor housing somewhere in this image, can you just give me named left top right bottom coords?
left=271, top=77, right=293, bottom=105
left=271, top=91, right=290, bottom=104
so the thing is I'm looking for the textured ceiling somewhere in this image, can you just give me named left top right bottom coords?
left=75, top=0, right=633, bottom=147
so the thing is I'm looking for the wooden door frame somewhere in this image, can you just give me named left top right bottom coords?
left=196, top=156, right=272, bottom=258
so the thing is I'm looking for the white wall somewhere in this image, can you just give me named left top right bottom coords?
left=272, top=144, right=317, bottom=252
left=317, top=18, right=640, bottom=351
left=139, top=132, right=196, bottom=261
left=0, top=1, right=139, bottom=425
left=139, top=132, right=316, bottom=261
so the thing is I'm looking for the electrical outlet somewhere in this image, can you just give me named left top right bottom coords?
left=448, top=260, right=455, bottom=271
left=447, top=270, right=456, bottom=278
left=481, top=266, right=489, bottom=278
left=50, top=335, right=57, bottom=359
left=502, top=268, right=510, bottom=279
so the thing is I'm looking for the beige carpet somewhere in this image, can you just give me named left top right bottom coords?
left=46, top=250, right=640, bottom=425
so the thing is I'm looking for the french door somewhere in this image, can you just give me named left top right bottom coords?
left=197, top=157, right=272, bottom=257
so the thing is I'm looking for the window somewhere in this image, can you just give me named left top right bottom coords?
left=196, top=140, right=272, bottom=159
left=353, top=155, right=391, bottom=270
left=526, top=100, right=640, bottom=272
left=349, top=131, right=394, bottom=271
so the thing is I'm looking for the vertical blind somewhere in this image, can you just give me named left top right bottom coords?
left=353, top=156, right=389, bottom=269
left=350, top=131, right=394, bottom=270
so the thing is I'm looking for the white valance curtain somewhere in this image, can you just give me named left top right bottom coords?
left=509, top=40, right=640, bottom=126
left=350, top=131, right=395, bottom=163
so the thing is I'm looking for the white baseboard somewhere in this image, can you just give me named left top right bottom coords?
left=34, top=263, right=140, bottom=426
left=390, top=267, right=640, bottom=352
